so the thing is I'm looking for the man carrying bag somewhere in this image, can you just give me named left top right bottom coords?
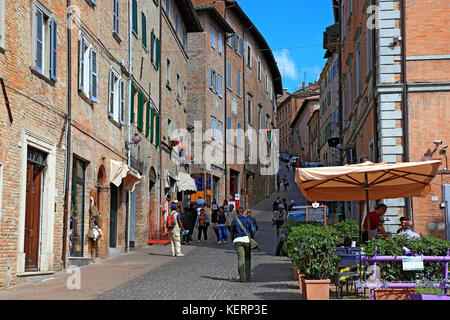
left=231, top=207, right=258, bottom=282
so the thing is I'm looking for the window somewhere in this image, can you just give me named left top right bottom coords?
left=132, top=0, right=138, bottom=35
left=137, top=91, right=145, bottom=131
left=34, top=6, right=58, bottom=81
left=166, top=58, right=171, bottom=87
left=78, top=34, right=98, bottom=101
left=142, top=12, right=147, bottom=49
left=209, top=67, right=216, bottom=91
left=226, top=60, right=232, bottom=90
left=257, top=58, right=261, bottom=81
left=211, top=116, right=216, bottom=140
left=216, top=73, right=223, bottom=98
left=113, top=0, right=119, bottom=36
left=174, top=10, right=179, bottom=36
left=247, top=43, right=252, bottom=68
left=211, top=25, right=216, bottom=49
left=0, top=0, right=4, bottom=48
left=182, top=25, right=187, bottom=49
left=258, top=105, right=263, bottom=130
left=176, top=73, right=180, bottom=101
left=348, top=0, right=352, bottom=16
left=366, top=25, right=373, bottom=74
left=236, top=68, right=241, bottom=97
left=349, top=66, right=354, bottom=114
left=247, top=95, right=252, bottom=123
left=165, top=0, right=170, bottom=15
left=108, top=69, right=124, bottom=125
left=218, top=121, right=223, bottom=144
left=226, top=117, right=232, bottom=142
left=239, top=37, right=244, bottom=56
left=247, top=124, right=253, bottom=159
left=217, top=32, right=223, bottom=54
left=342, top=1, right=346, bottom=39
left=356, top=41, right=362, bottom=96
left=183, top=83, right=187, bottom=106
left=168, top=118, right=172, bottom=140
left=265, top=73, right=269, bottom=94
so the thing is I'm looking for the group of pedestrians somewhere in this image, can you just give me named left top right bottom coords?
left=166, top=197, right=258, bottom=282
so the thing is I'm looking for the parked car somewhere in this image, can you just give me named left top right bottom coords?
left=275, top=205, right=307, bottom=256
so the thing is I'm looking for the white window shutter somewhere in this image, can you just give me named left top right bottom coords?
left=90, top=49, right=98, bottom=102
left=50, top=19, right=57, bottom=81
left=35, top=8, right=44, bottom=72
left=108, top=70, right=113, bottom=117
left=119, top=79, right=124, bottom=125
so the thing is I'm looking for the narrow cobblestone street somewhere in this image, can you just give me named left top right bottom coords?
left=96, top=164, right=302, bottom=300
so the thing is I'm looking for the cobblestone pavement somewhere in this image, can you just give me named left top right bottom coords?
left=96, top=162, right=306, bottom=300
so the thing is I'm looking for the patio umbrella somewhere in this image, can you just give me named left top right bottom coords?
left=295, top=160, right=442, bottom=240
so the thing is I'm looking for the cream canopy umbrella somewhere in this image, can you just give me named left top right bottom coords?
left=295, top=160, right=442, bottom=240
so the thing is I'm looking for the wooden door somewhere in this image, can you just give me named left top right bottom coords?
left=109, top=184, right=118, bottom=248
left=24, top=163, right=43, bottom=271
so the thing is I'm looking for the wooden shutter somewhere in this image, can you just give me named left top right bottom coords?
left=132, top=0, right=138, bottom=34
left=137, top=91, right=144, bottom=130
left=35, top=8, right=44, bottom=72
left=90, top=49, right=98, bottom=101
left=130, top=82, right=135, bottom=124
left=155, top=38, right=160, bottom=70
left=150, top=108, right=155, bottom=142
left=49, top=19, right=57, bottom=81
left=145, top=101, right=150, bottom=137
left=78, top=37, right=84, bottom=91
left=151, top=29, right=155, bottom=63
left=155, top=113, right=160, bottom=147
left=108, top=70, right=114, bottom=116
left=119, top=80, right=124, bottom=125
left=142, top=12, right=147, bottom=48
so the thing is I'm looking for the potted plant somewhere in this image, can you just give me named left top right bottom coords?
left=410, top=285, right=450, bottom=300
left=331, top=219, right=359, bottom=246
left=287, top=224, right=340, bottom=300
left=362, top=235, right=450, bottom=300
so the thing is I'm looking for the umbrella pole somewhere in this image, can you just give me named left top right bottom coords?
left=366, top=189, right=371, bottom=241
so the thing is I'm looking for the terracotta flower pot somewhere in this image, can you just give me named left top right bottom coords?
left=301, top=278, right=330, bottom=300
left=374, top=288, right=415, bottom=300
left=298, top=273, right=305, bottom=293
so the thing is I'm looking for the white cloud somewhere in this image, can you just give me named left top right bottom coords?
left=274, top=49, right=299, bottom=81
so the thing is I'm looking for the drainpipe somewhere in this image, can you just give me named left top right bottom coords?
left=158, top=2, right=162, bottom=204
left=223, top=5, right=228, bottom=204
left=62, top=0, right=73, bottom=269
left=400, top=0, right=412, bottom=221
left=125, top=0, right=134, bottom=253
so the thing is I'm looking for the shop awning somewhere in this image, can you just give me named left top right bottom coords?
left=110, top=159, right=142, bottom=192
left=176, top=172, right=197, bottom=192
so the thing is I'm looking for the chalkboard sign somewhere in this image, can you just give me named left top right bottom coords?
left=306, top=205, right=327, bottom=225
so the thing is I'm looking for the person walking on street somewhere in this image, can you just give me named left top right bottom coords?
left=282, top=198, right=288, bottom=212
left=272, top=197, right=281, bottom=212
left=282, top=175, right=289, bottom=191
left=288, top=200, right=295, bottom=211
left=211, top=201, right=220, bottom=242
left=180, top=206, right=194, bottom=245
left=217, top=206, right=228, bottom=244
left=223, top=199, right=229, bottom=212
left=286, top=163, right=289, bottom=172
left=196, top=208, right=210, bottom=242
left=168, top=203, right=186, bottom=257
left=276, top=174, right=281, bottom=192
left=227, top=204, right=238, bottom=235
left=246, top=209, right=258, bottom=234
left=272, top=203, right=287, bottom=239
left=231, top=207, right=256, bottom=282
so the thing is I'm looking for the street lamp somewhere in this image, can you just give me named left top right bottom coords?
left=125, top=133, right=142, bottom=150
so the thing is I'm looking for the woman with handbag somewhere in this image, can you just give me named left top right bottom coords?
left=231, top=207, right=256, bottom=282
left=195, top=208, right=210, bottom=242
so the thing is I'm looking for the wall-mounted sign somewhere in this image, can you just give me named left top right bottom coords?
left=402, top=256, right=424, bottom=271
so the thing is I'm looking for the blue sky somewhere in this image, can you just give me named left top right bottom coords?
left=238, top=0, right=335, bottom=93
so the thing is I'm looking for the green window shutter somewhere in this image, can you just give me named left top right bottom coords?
left=155, top=38, right=160, bottom=70
left=151, top=29, right=155, bottom=63
left=130, top=82, right=135, bottom=124
left=142, top=12, right=147, bottom=48
left=145, top=101, right=150, bottom=137
left=150, top=108, right=155, bottom=142
left=137, top=91, right=144, bottom=130
left=155, top=113, right=160, bottom=147
left=132, top=0, right=138, bottom=34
